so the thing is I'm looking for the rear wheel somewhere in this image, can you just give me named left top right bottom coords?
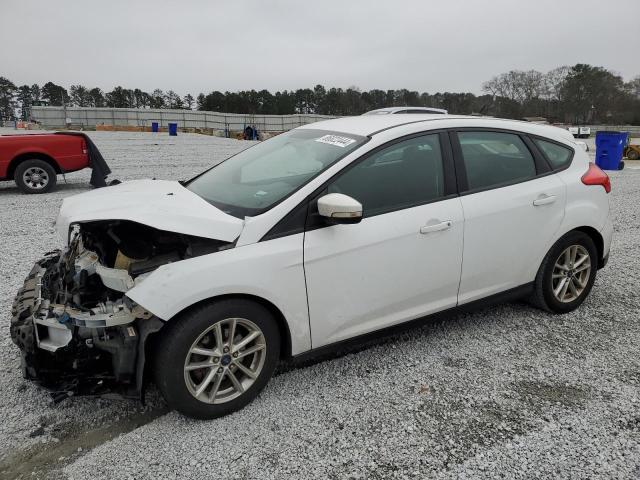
left=14, top=159, right=57, bottom=194
left=627, top=149, right=639, bottom=160
left=531, top=231, right=598, bottom=313
left=153, top=299, right=280, bottom=419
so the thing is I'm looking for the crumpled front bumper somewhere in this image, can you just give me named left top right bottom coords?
left=11, top=253, right=163, bottom=401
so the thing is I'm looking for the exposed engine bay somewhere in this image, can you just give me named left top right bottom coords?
left=10, top=220, right=232, bottom=401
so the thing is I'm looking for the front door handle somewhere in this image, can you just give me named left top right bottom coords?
left=533, top=194, right=557, bottom=206
left=420, top=220, right=452, bottom=234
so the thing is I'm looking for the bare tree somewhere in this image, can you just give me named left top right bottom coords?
left=544, top=66, right=570, bottom=102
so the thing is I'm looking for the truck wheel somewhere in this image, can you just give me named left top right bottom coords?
left=153, top=299, right=280, bottom=419
left=14, top=159, right=57, bottom=194
left=627, top=150, right=639, bottom=160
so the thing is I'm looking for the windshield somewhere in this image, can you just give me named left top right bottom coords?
left=187, top=129, right=367, bottom=218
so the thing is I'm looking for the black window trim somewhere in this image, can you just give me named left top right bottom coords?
left=261, top=129, right=457, bottom=240
left=450, top=127, right=554, bottom=196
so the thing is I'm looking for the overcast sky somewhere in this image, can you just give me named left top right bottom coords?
left=1, top=0, right=638, bottom=95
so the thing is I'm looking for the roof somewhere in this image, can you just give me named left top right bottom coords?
left=299, top=114, right=579, bottom=146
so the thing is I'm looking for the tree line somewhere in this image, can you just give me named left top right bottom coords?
left=1, top=64, right=638, bottom=125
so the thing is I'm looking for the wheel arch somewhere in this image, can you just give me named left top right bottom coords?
left=8, top=152, right=61, bottom=178
left=572, top=226, right=605, bottom=268
left=156, top=293, right=293, bottom=360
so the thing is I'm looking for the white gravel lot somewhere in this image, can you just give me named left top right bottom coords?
left=0, top=129, right=639, bottom=479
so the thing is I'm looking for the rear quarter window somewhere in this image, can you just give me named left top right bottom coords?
left=534, top=139, right=573, bottom=169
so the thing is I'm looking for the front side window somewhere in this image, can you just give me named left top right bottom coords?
left=187, top=129, right=367, bottom=218
left=458, top=131, right=536, bottom=191
left=534, top=138, right=573, bottom=169
left=327, top=134, right=445, bottom=217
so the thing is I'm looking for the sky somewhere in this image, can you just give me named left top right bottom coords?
left=1, top=0, right=638, bottom=96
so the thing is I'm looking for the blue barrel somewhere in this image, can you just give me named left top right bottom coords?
left=595, top=131, right=628, bottom=170
left=168, top=123, right=178, bottom=136
left=151, top=122, right=159, bottom=133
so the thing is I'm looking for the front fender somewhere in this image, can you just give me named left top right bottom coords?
left=126, top=234, right=311, bottom=355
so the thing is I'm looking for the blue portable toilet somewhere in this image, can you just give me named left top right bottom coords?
left=168, top=123, right=178, bottom=136
left=151, top=122, right=159, bottom=133
left=595, top=131, right=628, bottom=170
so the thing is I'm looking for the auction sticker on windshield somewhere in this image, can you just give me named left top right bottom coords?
left=315, top=134, right=357, bottom=148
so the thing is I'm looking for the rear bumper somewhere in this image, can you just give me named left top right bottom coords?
left=600, top=214, right=613, bottom=269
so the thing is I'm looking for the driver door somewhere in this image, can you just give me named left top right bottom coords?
left=303, top=133, right=464, bottom=347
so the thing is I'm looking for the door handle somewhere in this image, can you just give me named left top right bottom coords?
left=533, top=194, right=557, bottom=206
left=420, top=220, right=452, bottom=234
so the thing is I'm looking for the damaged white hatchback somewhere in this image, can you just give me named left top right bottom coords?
left=12, top=115, right=613, bottom=419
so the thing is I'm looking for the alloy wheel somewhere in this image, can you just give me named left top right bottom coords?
left=22, top=167, right=50, bottom=190
left=551, top=245, right=591, bottom=303
left=183, top=318, right=266, bottom=404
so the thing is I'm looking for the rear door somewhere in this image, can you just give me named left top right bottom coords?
left=303, top=132, right=464, bottom=347
left=451, top=129, right=566, bottom=304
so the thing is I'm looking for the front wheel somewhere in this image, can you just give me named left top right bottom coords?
left=153, top=299, right=280, bottom=419
left=530, top=231, right=598, bottom=313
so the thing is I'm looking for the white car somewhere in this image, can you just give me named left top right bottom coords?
left=364, top=106, right=448, bottom=115
left=11, top=115, right=613, bottom=419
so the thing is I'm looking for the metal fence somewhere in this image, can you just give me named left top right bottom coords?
left=30, top=106, right=339, bottom=132
left=27, top=107, right=640, bottom=136
left=586, top=125, right=640, bottom=136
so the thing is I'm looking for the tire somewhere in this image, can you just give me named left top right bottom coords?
left=627, top=149, right=639, bottom=160
left=530, top=231, right=598, bottom=314
left=14, top=159, right=57, bottom=194
left=618, top=161, right=625, bottom=171
left=153, top=299, right=280, bottom=419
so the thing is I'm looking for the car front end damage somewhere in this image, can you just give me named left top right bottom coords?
left=10, top=220, right=232, bottom=402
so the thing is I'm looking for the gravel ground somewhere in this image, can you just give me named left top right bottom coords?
left=1, top=129, right=639, bottom=479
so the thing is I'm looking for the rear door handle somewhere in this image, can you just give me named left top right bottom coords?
left=420, top=220, right=452, bottom=234
left=533, top=194, right=557, bottom=206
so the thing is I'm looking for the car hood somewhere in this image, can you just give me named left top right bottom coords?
left=56, top=179, right=245, bottom=244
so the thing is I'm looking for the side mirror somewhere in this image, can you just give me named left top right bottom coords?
left=317, top=193, right=363, bottom=224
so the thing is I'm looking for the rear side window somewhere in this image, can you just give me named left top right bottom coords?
left=534, top=139, right=573, bottom=169
left=458, top=131, right=536, bottom=191
left=327, top=134, right=445, bottom=217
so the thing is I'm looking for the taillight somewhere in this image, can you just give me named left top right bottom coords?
left=581, top=162, right=611, bottom=193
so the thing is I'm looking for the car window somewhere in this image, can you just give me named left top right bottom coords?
left=458, top=131, right=536, bottom=191
left=534, top=139, right=573, bottom=169
left=187, top=129, right=367, bottom=218
left=327, top=134, right=445, bottom=217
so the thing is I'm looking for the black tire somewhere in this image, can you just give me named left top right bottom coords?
left=14, top=159, right=57, bottom=194
left=153, top=299, right=280, bottom=419
left=627, top=149, right=639, bottom=160
left=618, top=161, right=625, bottom=171
left=530, top=231, right=598, bottom=314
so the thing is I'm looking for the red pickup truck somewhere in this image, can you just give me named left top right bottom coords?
left=0, top=133, right=96, bottom=194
